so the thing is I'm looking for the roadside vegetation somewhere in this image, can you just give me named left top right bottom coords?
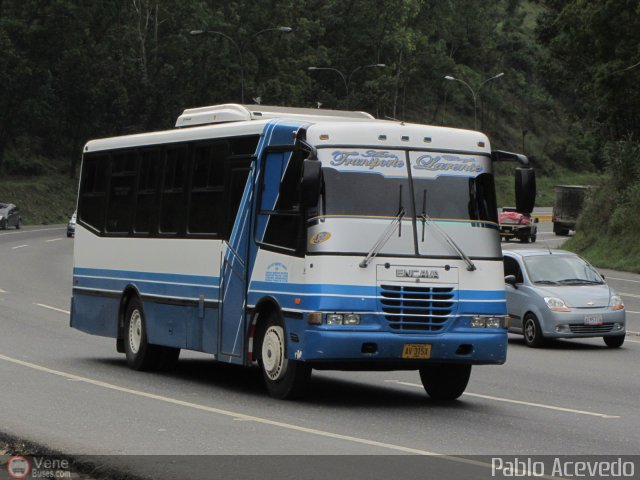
left=564, top=138, right=640, bottom=273
left=0, top=1, right=638, bottom=271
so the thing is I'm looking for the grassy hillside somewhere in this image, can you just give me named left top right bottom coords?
left=0, top=175, right=78, bottom=225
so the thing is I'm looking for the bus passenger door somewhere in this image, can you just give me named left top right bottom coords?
left=219, top=164, right=253, bottom=360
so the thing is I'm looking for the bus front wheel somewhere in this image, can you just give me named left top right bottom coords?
left=419, top=364, right=471, bottom=401
left=258, top=312, right=311, bottom=399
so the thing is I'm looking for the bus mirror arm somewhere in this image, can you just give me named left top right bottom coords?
left=492, top=150, right=529, bottom=166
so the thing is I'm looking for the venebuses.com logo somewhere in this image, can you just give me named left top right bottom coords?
left=6, top=455, right=71, bottom=479
left=6, top=456, right=30, bottom=479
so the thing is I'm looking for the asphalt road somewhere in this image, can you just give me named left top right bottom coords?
left=1, top=225, right=639, bottom=479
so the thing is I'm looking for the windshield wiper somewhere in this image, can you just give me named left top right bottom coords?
left=558, top=278, right=603, bottom=285
left=359, top=208, right=405, bottom=268
left=533, top=280, right=559, bottom=285
left=419, top=212, right=476, bottom=271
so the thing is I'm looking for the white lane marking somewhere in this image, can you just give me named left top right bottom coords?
left=626, top=338, right=640, bottom=344
left=620, top=292, right=640, bottom=299
left=607, top=276, right=640, bottom=284
left=36, top=303, right=70, bottom=315
left=45, top=238, right=63, bottom=243
left=0, top=288, right=6, bottom=294
left=0, top=353, right=461, bottom=459
left=12, top=245, right=28, bottom=250
left=385, top=381, right=620, bottom=419
left=0, top=353, right=563, bottom=478
left=0, top=227, right=65, bottom=236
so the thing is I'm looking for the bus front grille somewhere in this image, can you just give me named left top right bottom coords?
left=379, top=284, right=455, bottom=332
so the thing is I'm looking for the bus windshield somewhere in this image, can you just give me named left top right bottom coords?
left=310, top=149, right=499, bottom=258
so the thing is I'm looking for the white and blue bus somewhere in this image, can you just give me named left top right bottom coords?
left=71, top=104, right=535, bottom=400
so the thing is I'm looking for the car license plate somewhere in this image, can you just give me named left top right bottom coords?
left=584, top=314, right=603, bottom=325
left=402, top=344, right=432, bottom=359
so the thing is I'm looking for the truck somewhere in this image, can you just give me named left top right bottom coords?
left=499, top=208, right=538, bottom=243
left=552, top=185, right=590, bottom=236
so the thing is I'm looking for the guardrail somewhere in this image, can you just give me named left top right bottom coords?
left=533, top=214, right=552, bottom=222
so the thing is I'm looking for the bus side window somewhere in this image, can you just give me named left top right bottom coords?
left=188, top=142, right=228, bottom=236
left=259, top=150, right=305, bottom=254
left=78, top=154, right=109, bottom=233
left=105, top=151, right=137, bottom=234
left=134, top=149, right=161, bottom=235
left=160, top=146, right=189, bottom=235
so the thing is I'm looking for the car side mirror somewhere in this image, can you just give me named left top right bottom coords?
left=505, top=275, right=518, bottom=288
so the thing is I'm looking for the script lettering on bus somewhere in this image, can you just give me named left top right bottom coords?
left=413, top=154, right=484, bottom=173
left=330, top=150, right=405, bottom=170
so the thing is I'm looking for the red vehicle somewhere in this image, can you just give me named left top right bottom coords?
left=499, top=208, right=537, bottom=243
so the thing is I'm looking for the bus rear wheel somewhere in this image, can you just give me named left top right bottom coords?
left=124, top=298, right=179, bottom=371
left=419, top=364, right=471, bottom=401
left=258, top=312, right=311, bottom=399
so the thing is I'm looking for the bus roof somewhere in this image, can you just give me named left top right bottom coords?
left=175, top=103, right=374, bottom=127
left=84, top=104, right=490, bottom=155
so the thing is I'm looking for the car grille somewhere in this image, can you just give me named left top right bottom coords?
left=379, top=284, right=455, bottom=332
left=569, top=323, right=614, bottom=334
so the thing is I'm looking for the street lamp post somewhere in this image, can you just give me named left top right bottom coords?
left=308, top=64, right=386, bottom=107
left=190, top=26, right=292, bottom=103
left=444, top=72, right=504, bottom=129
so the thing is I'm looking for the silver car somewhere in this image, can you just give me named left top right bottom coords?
left=0, top=202, right=21, bottom=229
left=503, top=249, right=626, bottom=348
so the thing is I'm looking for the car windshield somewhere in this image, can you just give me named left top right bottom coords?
left=524, top=255, right=604, bottom=285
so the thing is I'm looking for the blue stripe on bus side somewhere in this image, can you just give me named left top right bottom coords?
left=73, top=267, right=220, bottom=299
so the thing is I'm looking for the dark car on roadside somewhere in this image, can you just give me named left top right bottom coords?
left=67, top=211, right=77, bottom=237
left=0, top=203, right=21, bottom=229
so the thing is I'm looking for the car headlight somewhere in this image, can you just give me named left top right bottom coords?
left=610, top=294, right=624, bottom=311
left=544, top=297, right=570, bottom=312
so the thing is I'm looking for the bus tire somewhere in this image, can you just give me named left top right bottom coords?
left=419, top=364, right=471, bottom=401
left=258, top=312, right=311, bottom=399
left=124, top=298, right=162, bottom=371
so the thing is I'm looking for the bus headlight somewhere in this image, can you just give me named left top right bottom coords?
left=308, top=313, right=361, bottom=325
left=470, top=315, right=509, bottom=329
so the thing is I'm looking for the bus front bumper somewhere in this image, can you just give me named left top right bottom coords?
left=290, top=329, right=507, bottom=366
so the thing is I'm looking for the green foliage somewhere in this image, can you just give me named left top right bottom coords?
left=0, top=174, right=78, bottom=225
left=0, top=0, right=638, bottom=274
left=564, top=137, right=640, bottom=273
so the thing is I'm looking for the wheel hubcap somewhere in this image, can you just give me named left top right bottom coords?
left=262, top=326, right=287, bottom=381
left=525, top=319, right=535, bottom=342
left=129, top=309, right=142, bottom=354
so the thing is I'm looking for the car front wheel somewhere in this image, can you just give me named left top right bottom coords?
left=523, top=313, right=545, bottom=348
left=604, top=335, right=625, bottom=348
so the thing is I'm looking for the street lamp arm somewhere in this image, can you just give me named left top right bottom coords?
left=307, top=67, right=348, bottom=91
left=190, top=29, right=241, bottom=55
left=346, top=63, right=386, bottom=88
left=478, top=72, right=505, bottom=92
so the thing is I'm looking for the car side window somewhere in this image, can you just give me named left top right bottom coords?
left=503, top=256, right=524, bottom=283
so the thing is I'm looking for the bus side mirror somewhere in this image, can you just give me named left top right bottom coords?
left=515, top=167, right=536, bottom=214
left=301, top=159, right=322, bottom=208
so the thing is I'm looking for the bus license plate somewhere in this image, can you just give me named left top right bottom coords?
left=584, top=314, right=603, bottom=325
left=402, top=344, right=432, bottom=359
